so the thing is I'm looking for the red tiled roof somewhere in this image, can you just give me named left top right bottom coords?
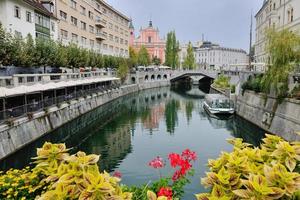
left=22, top=0, right=56, bottom=19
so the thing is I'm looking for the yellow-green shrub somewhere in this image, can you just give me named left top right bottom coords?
left=196, top=134, right=300, bottom=200
left=0, top=142, right=132, bottom=200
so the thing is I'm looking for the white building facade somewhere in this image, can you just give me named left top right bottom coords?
left=0, top=0, right=58, bottom=40
left=255, top=0, right=300, bottom=64
left=194, top=42, right=249, bottom=70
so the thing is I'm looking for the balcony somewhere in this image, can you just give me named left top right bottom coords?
left=95, top=18, right=106, bottom=28
left=95, top=32, right=106, bottom=41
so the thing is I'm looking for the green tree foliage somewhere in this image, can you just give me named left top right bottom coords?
left=117, top=59, right=129, bottom=83
left=152, top=56, right=161, bottom=66
left=262, top=29, right=300, bottom=99
left=165, top=31, right=179, bottom=69
left=22, top=34, right=36, bottom=67
left=213, top=74, right=230, bottom=89
left=129, top=46, right=138, bottom=68
left=0, top=23, right=15, bottom=66
left=137, top=45, right=150, bottom=66
left=183, top=41, right=196, bottom=69
left=0, top=25, right=132, bottom=72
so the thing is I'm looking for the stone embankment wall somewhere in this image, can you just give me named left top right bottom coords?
left=0, top=81, right=170, bottom=160
left=236, top=91, right=300, bottom=141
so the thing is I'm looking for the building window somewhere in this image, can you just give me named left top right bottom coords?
left=26, top=11, right=32, bottom=22
left=115, top=36, right=119, bottom=43
left=89, top=25, right=94, bottom=33
left=90, top=39, right=94, bottom=48
left=71, top=16, right=77, bottom=26
left=109, top=34, right=113, bottom=41
left=88, top=11, right=93, bottom=19
left=81, top=21, right=86, bottom=30
left=35, top=13, right=50, bottom=29
left=80, top=6, right=86, bottom=15
left=70, top=0, right=77, bottom=9
left=148, top=36, right=152, bottom=43
left=115, top=25, right=119, bottom=32
left=81, top=37, right=87, bottom=45
left=71, top=33, right=78, bottom=43
left=60, top=29, right=68, bottom=40
left=60, top=10, right=67, bottom=21
left=96, top=3, right=100, bottom=10
left=103, top=44, right=108, bottom=49
left=291, top=8, right=294, bottom=22
left=51, top=22, right=55, bottom=32
left=14, top=6, right=21, bottom=18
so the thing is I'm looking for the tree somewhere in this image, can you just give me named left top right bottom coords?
left=22, top=34, right=35, bottom=67
left=117, top=60, right=129, bottom=83
left=183, top=41, right=196, bottom=69
left=10, top=33, right=24, bottom=67
left=137, top=45, right=150, bottom=66
left=0, top=22, right=12, bottom=66
left=129, top=46, right=138, bottom=68
left=65, top=43, right=81, bottom=70
left=152, top=56, right=161, bottom=66
left=165, top=31, right=179, bottom=69
left=52, top=43, right=67, bottom=68
left=262, top=29, right=300, bottom=99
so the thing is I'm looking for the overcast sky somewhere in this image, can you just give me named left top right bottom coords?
left=106, top=0, right=263, bottom=53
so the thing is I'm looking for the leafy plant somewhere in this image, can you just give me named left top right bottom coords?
left=0, top=142, right=132, bottom=200
left=213, top=75, right=231, bottom=90
left=196, top=134, right=300, bottom=200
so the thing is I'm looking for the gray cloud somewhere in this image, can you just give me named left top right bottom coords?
left=106, top=0, right=263, bottom=52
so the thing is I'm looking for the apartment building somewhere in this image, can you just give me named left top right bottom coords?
left=0, top=0, right=58, bottom=40
left=194, top=41, right=248, bottom=70
left=56, top=0, right=130, bottom=57
left=255, top=0, right=300, bottom=64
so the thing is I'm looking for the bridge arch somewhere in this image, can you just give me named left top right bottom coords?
left=151, top=74, right=155, bottom=80
left=157, top=74, right=161, bottom=80
left=131, top=77, right=136, bottom=84
left=163, top=74, right=168, bottom=79
left=145, top=75, right=149, bottom=81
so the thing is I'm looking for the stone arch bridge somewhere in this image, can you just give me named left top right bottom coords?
left=127, top=70, right=219, bottom=85
left=170, top=70, right=219, bottom=84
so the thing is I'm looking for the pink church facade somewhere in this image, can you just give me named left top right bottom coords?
left=130, top=21, right=166, bottom=64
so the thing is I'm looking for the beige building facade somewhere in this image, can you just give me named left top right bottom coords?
left=56, top=0, right=130, bottom=57
left=255, top=0, right=300, bottom=65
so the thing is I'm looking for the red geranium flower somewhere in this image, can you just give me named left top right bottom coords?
left=112, top=171, right=122, bottom=178
left=148, top=156, right=165, bottom=169
left=168, top=153, right=182, bottom=168
left=157, top=187, right=173, bottom=200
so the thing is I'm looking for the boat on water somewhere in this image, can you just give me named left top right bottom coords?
left=203, top=94, right=234, bottom=115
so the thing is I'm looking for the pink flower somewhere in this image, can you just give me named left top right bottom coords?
left=181, top=149, right=197, bottom=161
left=113, top=171, right=122, bottom=178
left=148, top=156, right=165, bottom=169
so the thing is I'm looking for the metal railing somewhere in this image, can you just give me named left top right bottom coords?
left=0, top=84, right=120, bottom=124
left=0, top=71, right=112, bottom=88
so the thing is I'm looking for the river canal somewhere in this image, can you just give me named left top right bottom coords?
left=0, top=85, right=265, bottom=199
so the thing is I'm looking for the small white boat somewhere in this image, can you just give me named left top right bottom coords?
left=203, top=94, right=234, bottom=115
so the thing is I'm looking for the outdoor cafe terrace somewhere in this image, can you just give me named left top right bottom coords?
left=0, top=72, right=120, bottom=124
